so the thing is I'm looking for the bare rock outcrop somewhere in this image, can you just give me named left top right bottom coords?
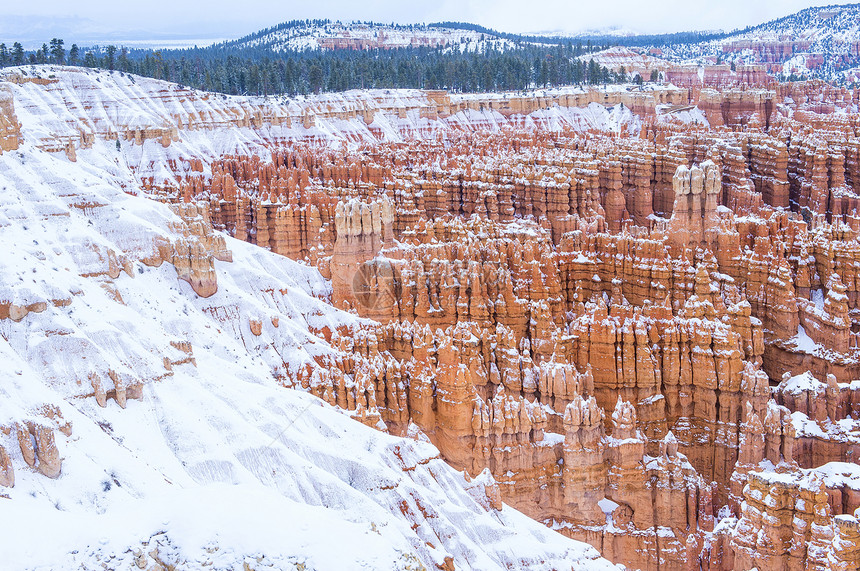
left=16, top=423, right=62, bottom=479
left=0, top=86, right=20, bottom=152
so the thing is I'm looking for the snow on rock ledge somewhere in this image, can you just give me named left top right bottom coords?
left=0, top=65, right=674, bottom=186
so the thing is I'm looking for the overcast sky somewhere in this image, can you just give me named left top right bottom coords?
left=1, top=0, right=851, bottom=43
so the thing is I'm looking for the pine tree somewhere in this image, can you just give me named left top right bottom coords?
left=0, top=44, right=8, bottom=67
left=12, top=43, right=25, bottom=66
left=308, top=63, right=323, bottom=93
left=37, top=44, right=49, bottom=64
left=588, top=58, right=600, bottom=85
left=105, top=45, right=117, bottom=70
left=118, top=48, right=130, bottom=72
left=49, top=38, right=65, bottom=64
left=69, top=44, right=79, bottom=65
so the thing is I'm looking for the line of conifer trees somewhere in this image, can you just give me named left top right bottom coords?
left=0, top=36, right=640, bottom=96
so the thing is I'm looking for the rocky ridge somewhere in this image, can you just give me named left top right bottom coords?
left=230, top=21, right=500, bottom=53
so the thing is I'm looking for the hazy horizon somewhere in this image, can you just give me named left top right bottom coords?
left=0, top=0, right=853, bottom=48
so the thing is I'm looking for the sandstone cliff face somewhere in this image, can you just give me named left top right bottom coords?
left=698, top=88, right=776, bottom=128
left=666, top=64, right=772, bottom=89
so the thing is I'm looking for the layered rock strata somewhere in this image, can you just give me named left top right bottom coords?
left=7, top=66, right=860, bottom=570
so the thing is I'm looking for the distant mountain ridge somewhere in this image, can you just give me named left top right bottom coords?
left=220, top=20, right=502, bottom=53
left=215, top=18, right=733, bottom=54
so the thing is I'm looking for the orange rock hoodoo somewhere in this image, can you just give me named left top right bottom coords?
left=18, top=67, right=860, bottom=570
left=150, top=90, right=860, bottom=569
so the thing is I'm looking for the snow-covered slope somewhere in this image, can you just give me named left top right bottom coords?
left=662, top=3, right=860, bottom=78
left=0, top=69, right=619, bottom=570
left=723, top=4, right=860, bottom=51
left=1, top=66, right=644, bottom=186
